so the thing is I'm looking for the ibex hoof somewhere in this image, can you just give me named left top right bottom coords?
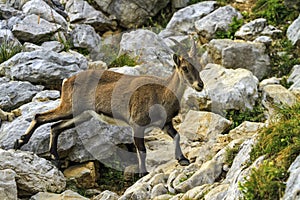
left=50, top=159, right=61, bottom=168
left=139, top=172, right=149, bottom=178
left=14, top=139, right=22, bottom=150
left=178, top=158, right=190, bottom=166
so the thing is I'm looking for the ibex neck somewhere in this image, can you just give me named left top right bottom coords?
left=166, top=70, right=186, bottom=100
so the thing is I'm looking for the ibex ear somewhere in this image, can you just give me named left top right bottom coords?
left=173, top=54, right=181, bottom=67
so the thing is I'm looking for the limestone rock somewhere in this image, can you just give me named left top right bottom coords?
left=0, top=50, right=87, bottom=88
left=0, top=149, right=66, bottom=197
left=235, top=18, right=281, bottom=41
left=22, top=0, right=67, bottom=28
left=32, top=90, right=60, bottom=102
left=203, top=39, right=270, bottom=80
left=262, top=84, right=298, bottom=116
left=65, top=0, right=116, bottom=32
left=200, top=64, right=259, bottom=114
left=282, top=155, right=300, bottom=200
left=0, top=169, right=17, bottom=200
left=195, top=5, right=242, bottom=43
left=151, top=183, right=168, bottom=199
left=70, top=24, right=102, bottom=61
left=179, top=110, right=231, bottom=142
left=12, top=14, right=61, bottom=43
left=30, top=190, right=89, bottom=200
left=288, top=65, right=300, bottom=97
left=119, top=182, right=151, bottom=200
left=119, top=29, right=173, bottom=77
left=160, top=1, right=217, bottom=37
left=287, top=14, right=300, bottom=47
left=204, top=184, right=229, bottom=200
left=228, top=121, right=265, bottom=141
left=91, top=190, right=119, bottom=200
left=41, top=41, right=64, bottom=52
left=0, top=78, right=43, bottom=110
left=93, top=0, right=169, bottom=28
left=63, top=162, right=98, bottom=188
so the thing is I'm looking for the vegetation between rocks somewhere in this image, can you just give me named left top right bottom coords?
left=0, top=39, right=22, bottom=64
left=239, top=102, right=300, bottom=199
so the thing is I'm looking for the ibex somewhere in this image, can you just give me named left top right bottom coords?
left=14, top=44, right=204, bottom=176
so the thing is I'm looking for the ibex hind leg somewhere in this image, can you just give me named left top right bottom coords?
left=163, top=122, right=190, bottom=166
left=48, top=110, right=94, bottom=167
left=14, top=108, right=73, bottom=150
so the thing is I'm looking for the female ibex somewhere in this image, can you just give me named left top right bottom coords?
left=14, top=50, right=203, bottom=176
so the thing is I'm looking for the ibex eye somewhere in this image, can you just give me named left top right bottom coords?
left=182, top=66, right=188, bottom=72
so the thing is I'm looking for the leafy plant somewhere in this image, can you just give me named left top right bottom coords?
left=226, top=103, right=266, bottom=129
left=240, top=102, right=300, bottom=199
left=268, top=39, right=300, bottom=78
left=252, top=0, right=299, bottom=27
left=215, top=16, right=244, bottom=39
left=108, top=54, right=138, bottom=68
left=225, top=144, right=241, bottom=166
left=0, top=39, right=22, bottom=63
left=239, top=161, right=287, bottom=200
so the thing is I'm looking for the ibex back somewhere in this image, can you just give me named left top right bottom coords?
left=14, top=54, right=204, bottom=177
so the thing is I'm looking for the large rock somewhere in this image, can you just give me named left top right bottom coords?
left=12, top=14, right=61, bottom=43
left=262, top=84, right=298, bottom=107
left=287, top=14, right=300, bottom=47
left=195, top=5, right=242, bottom=43
left=93, top=0, right=169, bottom=28
left=288, top=65, right=300, bottom=97
left=283, top=155, right=300, bottom=200
left=0, top=77, right=43, bottom=110
left=202, top=39, right=271, bottom=80
left=179, top=110, right=231, bottom=142
left=92, top=190, right=119, bottom=200
left=22, top=0, right=67, bottom=28
left=235, top=18, right=282, bottom=41
left=199, top=64, right=259, bottom=114
left=0, top=149, right=66, bottom=197
left=0, top=169, right=17, bottom=200
left=65, top=0, right=117, bottom=32
left=160, top=1, right=217, bottom=37
left=30, top=190, right=89, bottom=200
left=0, top=50, right=87, bottom=88
left=70, top=24, right=102, bottom=61
left=119, top=29, right=173, bottom=77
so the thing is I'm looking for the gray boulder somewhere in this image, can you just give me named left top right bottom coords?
left=0, top=149, right=66, bottom=197
left=30, top=190, right=89, bottom=200
left=287, top=14, right=300, bottom=47
left=195, top=5, right=242, bottom=43
left=0, top=169, right=17, bottom=200
left=70, top=24, right=102, bottom=61
left=0, top=50, right=87, bottom=88
left=199, top=64, right=259, bottom=114
left=288, top=65, right=300, bottom=97
left=0, top=78, right=43, bottom=110
left=22, top=0, right=67, bottom=28
left=160, top=1, right=217, bottom=37
left=65, top=0, right=116, bottom=32
left=12, top=14, right=61, bottom=43
left=93, top=0, right=169, bottom=28
left=235, top=18, right=281, bottom=41
left=119, top=29, right=173, bottom=77
left=202, top=39, right=270, bottom=80
left=283, top=155, right=300, bottom=200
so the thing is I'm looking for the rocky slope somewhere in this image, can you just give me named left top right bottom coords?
left=0, top=0, right=300, bottom=199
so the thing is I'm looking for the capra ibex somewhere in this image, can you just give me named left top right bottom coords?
left=14, top=50, right=204, bottom=176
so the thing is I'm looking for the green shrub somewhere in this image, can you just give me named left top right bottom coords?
left=252, top=0, right=299, bottom=27
left=226, top=103, right=265, bottom=129
left=108, top=54, right=138, bottom=68
left=225, top=144, right=241, bottom=166
left=0, top=39, right=22, bottom=64
left=215, top=16, right=244, bottom=39
left=239, top=102, right=300, bottom=199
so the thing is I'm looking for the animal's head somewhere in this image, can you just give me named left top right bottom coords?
left=173, top=54, right=204, bottom=92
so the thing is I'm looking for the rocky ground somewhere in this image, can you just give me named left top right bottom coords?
left=0, top=0, right=300, bottom=199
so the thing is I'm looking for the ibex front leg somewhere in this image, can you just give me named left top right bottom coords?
left=164, top=122, right=190, bottom=166
left=133, top=127, right=149, bottom=177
